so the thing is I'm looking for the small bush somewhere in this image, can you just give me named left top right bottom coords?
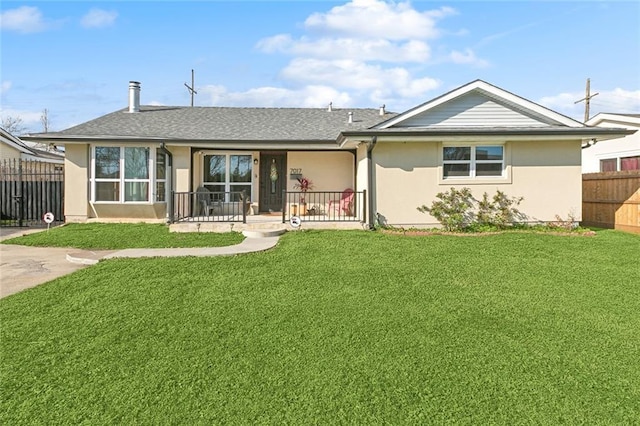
left=419, top=188, right=524, bottom=231
left=478, top=190, right=524, bottom=229
left=417, top=187, right=475, bottom=232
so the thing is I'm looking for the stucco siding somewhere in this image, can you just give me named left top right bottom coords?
left=510, top=140, right=582, bottom=222
left=287, top=151, right=354, bottom=192
left=373, top=142, right=439, bottom=226
left=373, top=140, right=582, bottom=227
left=399, top=93, right=549, bottom=128
left=64, top=144, right=90, bottom=222
left=171, top=146, right=192, bottom=193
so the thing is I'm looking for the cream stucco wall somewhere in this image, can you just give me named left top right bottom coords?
left=64, top=144, right=90, bottom=222
left=171, top=146, right=192, bottom=193
left=373, top=140, right=582, bottom=227
left=286, top=151, right=354, bottom=191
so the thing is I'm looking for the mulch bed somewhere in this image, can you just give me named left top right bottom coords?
left=380, top=229, right=597, bottom=237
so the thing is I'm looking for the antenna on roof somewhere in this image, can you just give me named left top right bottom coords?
left=184, top=69, right=197, bottom=107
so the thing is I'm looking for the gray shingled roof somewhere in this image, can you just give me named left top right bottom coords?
left=53, top=106, right=397, bottom=141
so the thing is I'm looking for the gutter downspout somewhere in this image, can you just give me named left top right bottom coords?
left=158, top=143, right=173, bottom=223
left=367, top=136, right=377, bottom=229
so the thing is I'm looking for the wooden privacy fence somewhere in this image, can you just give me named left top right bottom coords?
left=582, top=170, right=640, bottom=234
left=0, top=159, right=64, bottom=227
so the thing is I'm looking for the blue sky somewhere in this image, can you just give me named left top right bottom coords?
left=1, top=0, right=639, bottom=134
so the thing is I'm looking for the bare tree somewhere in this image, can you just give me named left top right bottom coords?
left=41, top=108, right=50, bottom=133
left=1, top=116, right=27, bottom=135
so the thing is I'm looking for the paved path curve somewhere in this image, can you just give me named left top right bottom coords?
left=68, top=236, right=280, bottom=264
left=1, top=228, right=281, bottom=298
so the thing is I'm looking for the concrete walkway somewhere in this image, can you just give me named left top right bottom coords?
left=67, top=236, right=280, bottom=264
left=1, top=227, right=281, bottom=298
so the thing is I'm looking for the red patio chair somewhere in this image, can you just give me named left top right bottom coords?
left=329, top=188, right=355, bottom=217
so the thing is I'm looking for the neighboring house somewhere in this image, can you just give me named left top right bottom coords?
left=1, top=127, right=64, bottom=164
left=582, top=113, right=640, bottom=173
left=23, top=80, right=632, bottom=228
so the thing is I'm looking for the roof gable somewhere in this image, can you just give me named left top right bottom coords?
left=586, top=113, right=640, bottom=128
left=1, top=128, right=35, bottom=155
left=374, top=79, right=584, bottom=129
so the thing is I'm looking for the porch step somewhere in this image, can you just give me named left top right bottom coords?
left=242, top=225, right=287, bottom=238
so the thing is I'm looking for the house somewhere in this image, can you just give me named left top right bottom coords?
left=582, top=113, right=640, bottom=173
left=1, top=127, right=64, bottom=164
left=23, top=80, right=633, bottom=229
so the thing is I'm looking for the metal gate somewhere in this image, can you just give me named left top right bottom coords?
left=0, top=159, right=64, bottom=227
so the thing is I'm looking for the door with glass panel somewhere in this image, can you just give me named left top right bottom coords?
left=202, top=153, right=252, bottom=203
left=259, top=153, right=286, bottom=212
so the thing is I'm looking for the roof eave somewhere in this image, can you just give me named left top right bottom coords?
left=338, top=127, right=635, bottom=146
left=21, top=135, right=343, bottom=150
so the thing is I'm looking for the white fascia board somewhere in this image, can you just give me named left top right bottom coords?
left=375, top=80, right=584, bottom=129
left=370, top=134, right=594, bottom=143
left=586, top=113, right=640, bottom=127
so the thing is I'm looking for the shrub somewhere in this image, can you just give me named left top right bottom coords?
left=479, top=190, right=524, bottom=229
left=418, top=188, right=525, bottom=231
left=417, top=187, right=475, bottom=232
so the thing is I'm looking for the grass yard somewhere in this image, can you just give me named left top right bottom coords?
left=1, top=222, right=243, bottom=249
left=1, top=229, right=639, bottom=424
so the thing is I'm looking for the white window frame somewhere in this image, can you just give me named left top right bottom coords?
left=441, top=143, right=506, bottom=180
left=202, top=152, right=254, bottom=202
left=91, top=145, right=163, bottom=204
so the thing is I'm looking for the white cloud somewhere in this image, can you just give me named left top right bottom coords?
left=539, top=88, right=640, bottom=121
left=197, top=56, right=441, bottom=111
left=1, top=81, right=12, bottom=94
left=81, top=8, right=117, bottom=29
left=304, top=1, right=455, bottom=40
left=448, top=49, right=490, bottom=68
left=0, top=6, right=47, bottom=34
left=280, top=58, right=439, bottom=97
left=250, top=0, right=478, bottom=110
left=200, top=84, right=352, bottom=108
left=257, top=36, right=431, bottom=63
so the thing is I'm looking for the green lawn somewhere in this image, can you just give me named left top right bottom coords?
left=1, top=222, right=243, bottom=249
left=1, top=230, right=639, bottom=424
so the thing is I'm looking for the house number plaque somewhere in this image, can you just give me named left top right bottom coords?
left=290, top=168, right=302, bottom=179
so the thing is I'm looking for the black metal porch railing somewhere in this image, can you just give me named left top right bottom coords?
left=281, top=190, right=366, bottom=223
left=172, top=190, right=249, bottom=223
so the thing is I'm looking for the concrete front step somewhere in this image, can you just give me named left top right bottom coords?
left=242, top=228, right=287, bottom=238
left=170, top=221, right=287, bottom=236
left=170, top=220, right=365, bottom=234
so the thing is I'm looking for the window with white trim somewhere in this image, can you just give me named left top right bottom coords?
left=203, top=153, right=252, bottom=202
left=443, top=145, right=504, bottom=179
left=92, top=146, right=166, bottom=203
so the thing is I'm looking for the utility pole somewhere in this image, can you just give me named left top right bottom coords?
left=41, top=108, right=49, bottom=133
left=184, top=69, right=197, bottom=107
left=574, top=78, right=599, bottom=122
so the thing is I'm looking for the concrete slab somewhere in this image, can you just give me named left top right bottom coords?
left=0, top=244, right=91, bottom=298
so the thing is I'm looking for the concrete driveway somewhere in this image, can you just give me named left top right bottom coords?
left=0, top=228, right=90, bottom=298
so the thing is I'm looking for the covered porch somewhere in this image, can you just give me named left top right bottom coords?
left=170, top=189, right=367, bottom=232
